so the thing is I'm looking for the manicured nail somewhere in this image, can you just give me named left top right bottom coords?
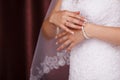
left=56, top=42, right=58, bottom=45
left=71, top=32, right=74, bottom=35
left=57, top=48, right=59, bottom=51
left=76, top=11, right=80, bottom=14
left=84, top=19, right=88, bottom=22
left=65, top=50, right=67, bottom=53
left=55, top=36, right=58, bottom=39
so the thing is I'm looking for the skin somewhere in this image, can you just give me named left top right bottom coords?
left=42, top=0, right=120, bottom=53
left=56, top=23, right=120, bottom=52
left=42, top=0, right=85, bottom=40
left=56, top=29, right=85, bottom=53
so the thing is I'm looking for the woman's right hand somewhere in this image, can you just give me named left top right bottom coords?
left=49, top=10, right=86, bottom=34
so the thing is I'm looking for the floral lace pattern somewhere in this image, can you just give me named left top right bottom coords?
left=30, top=51, right=70, bottom=80
left=30, top=0, right=120, bottom=80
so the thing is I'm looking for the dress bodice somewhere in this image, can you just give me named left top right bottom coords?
left=30, top=1, right=120, bottom=80
left=61, top=0, right=120, bottom=80
left=61, top=0, right=120, bottom=26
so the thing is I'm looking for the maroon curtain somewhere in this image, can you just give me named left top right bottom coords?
left=0, top=0, right=51, bottom=80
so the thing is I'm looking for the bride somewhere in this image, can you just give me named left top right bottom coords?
left=30, top=0, right=120, bottom=80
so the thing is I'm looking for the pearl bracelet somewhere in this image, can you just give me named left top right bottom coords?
left=81, top=25, right=90, bottom=39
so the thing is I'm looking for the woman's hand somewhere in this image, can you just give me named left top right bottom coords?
left=56, top=29, right=85, bottom=53
left=49, top=10, right=85, bottom=34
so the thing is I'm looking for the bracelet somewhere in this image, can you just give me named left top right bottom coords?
left=81, top=25, right=90, bottom=39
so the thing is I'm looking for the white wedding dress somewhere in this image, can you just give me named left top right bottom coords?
left=61, top=0, right=120, bottom=80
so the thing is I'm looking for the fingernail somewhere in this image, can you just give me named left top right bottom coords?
left=65, top=50, right=69, bottom=53
left=57, top=48, right=59, bottom=51
left=56, top=42, right=58, bottom=45
left=55, top=36, right=58, bottom=39
left=84, top=19, right=88, bottom=22
left=71, top=32, right=74, bottom=35
left=77, top=11, right=80, bottom=14
left=65, top=50, right=67, bottom=53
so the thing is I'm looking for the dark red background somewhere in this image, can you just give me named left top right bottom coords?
left=0, top=0, right=51, bottom=80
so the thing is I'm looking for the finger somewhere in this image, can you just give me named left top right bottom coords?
left=74, top=11, right=80, bottom=15
left=63, top=10, right=79, bottom=14
left=67, top=17, right=84, bottom=26
left=60, top=24, right=74, bottom=34
left=56, top=31, right=67, bottom=39
left=65, top=21, right=82, bottom=29
left=67, top=12, right=85, bottom=21
left=63, top=10, right=85, bottom=21
left=66, top=43, right=75, bottom=53
left=57, top=40, right=71, bottom=51
left=56, top=36, right=68, bottom=45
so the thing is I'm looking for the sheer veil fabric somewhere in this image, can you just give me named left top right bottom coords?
left=30, top=0, right=70, bottom=80
left=30, top=0, right=120, bottom=80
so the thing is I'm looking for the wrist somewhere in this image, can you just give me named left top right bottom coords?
left=42, top=18, right=57, bottom=39
left=81, top=26, right=90, bottom=39
left=48, top=14, right=54, bottom=24
left=83, top=22, right=95, bottom=39
left=48, top=11, right=57, bottom=25
left=47, top=15, right=57, bottom=31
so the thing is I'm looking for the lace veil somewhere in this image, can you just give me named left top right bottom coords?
left=30, top=0, right=70, bottom=80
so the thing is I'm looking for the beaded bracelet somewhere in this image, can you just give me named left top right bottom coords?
left=81, top=25, right=90, bottom=39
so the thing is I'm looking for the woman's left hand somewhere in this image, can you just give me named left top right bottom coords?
left=56, top=29, right=85, bottom=53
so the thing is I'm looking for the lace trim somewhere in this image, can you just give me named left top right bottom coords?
left=30, top=51, right=70, bottom=80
